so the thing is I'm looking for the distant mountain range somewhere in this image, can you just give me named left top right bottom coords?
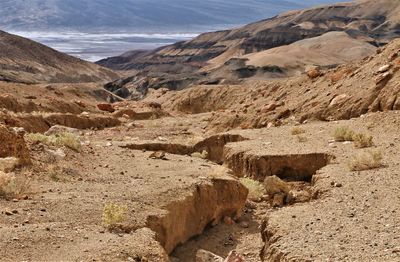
left=0, top=0, right=339, bottom=32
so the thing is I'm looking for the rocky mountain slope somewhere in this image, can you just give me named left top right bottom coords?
left=143, top=37, right=400, bottom=132
left=0, top=0, right=336, bottom=31
left=0, top=30, right=119, bottom=84
left=98, top=0, right=400, bottom=99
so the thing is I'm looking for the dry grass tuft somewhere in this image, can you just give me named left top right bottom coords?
left=353, top=133, right=374, bottom=148
left=191, top=150, right=209, bottom=159
left=239, top=177, right=265, bottom=201
left=291, top=127, right=306, bottom=135
left=333, top=127, right=374, bottom=148
left=333, top=126, right=355, bottom=142
left=348, top=150, right=383, bottom=171
left=0, top=173, right=31, bottom=199
left=102, top=202, right=127, bottom=229
left=27, top=132, right=81, bottom=151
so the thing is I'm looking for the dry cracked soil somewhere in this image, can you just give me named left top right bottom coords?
left=0, top=37, right=400, bottom=262
left=1, top=96, right=400, bottom=261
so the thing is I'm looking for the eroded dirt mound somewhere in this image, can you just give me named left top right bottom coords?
left=0, top=124, right=30, bottom=165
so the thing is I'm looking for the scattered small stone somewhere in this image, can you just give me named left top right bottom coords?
left=245, top=200, right=257, bottom=209
left=157, top=136, right=168, bottom=142
left=149, top=151, right=167, bottom=160
left=239, top=221, right=249, bottom=228
left=377, top=64, right=390, bottom=73
left=223, top=216, right=235, bottom=226
left=225, top=251, right=245, bottom=262
left=195, top=249, right=224, bottom=262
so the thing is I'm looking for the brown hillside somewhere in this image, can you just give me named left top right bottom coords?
left=0, top=30, right=119, bottom=84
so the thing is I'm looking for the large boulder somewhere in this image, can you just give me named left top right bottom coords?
left=0, top=125, right=31, bottom=165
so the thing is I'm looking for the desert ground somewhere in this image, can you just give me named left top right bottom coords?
left=1, top=40, right=400, bottom=260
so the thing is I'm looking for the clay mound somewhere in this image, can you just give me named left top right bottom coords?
left=243, top=31, right=377, bottom=76
left=0, top=30, right=119, bottom=84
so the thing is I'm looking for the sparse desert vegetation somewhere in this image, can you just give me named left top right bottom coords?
left=334, top=127, right=374, bottom=148
left=348, top=150, right=383, bottom=171
left=333, top=126, right=355, bottom=142
left=239, top=177, right=265, bottom=201
left=27, top=132, right=81, bottom=151
left=353, top=133, right=374, bottom=148
left=291, top=127, right=306, bottom=135
left=102, top=202, right=128, bottom=230
left=0, top=172, right=31, bottom=199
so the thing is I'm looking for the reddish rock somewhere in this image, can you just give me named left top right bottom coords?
left=97, top=103, right=115, bottom=113
left=74, top=100, right=86, bottom=108
left=307, top=68, right=321, bottom=79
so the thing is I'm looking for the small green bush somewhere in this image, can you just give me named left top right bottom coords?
left=102, top=203, right=127, bottom=228
left=27, top=132, right=81, bottom=151
left=239, top=177, right=266, bottom=201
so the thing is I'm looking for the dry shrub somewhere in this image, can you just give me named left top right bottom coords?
left=348, top=150, right=383, bottom=171
left=291, top=127, right=306, bottom=135
left=27, top=132, right=81, bottom=151
left=239, top=177, right=265, bottom=201
left=334, top=126, right=355, bottom=142
left=103, top=202, right=127, bottom=229
left=353, top=133, right=374, bottom=148
left=191, top=150, right=209, bottom=159
left=0, top=172, right=31, bottom=199
left=296, top=135, right=308, bottom=143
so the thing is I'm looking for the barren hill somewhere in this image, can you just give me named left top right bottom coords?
left=99, top=0, right=400, bottom=70
left=0, top=30, right=119, bottom=84
left=98, top=0, right=400, bottom=98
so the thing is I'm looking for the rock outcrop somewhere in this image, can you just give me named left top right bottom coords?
left=0, top=124, right=31, bottom=165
